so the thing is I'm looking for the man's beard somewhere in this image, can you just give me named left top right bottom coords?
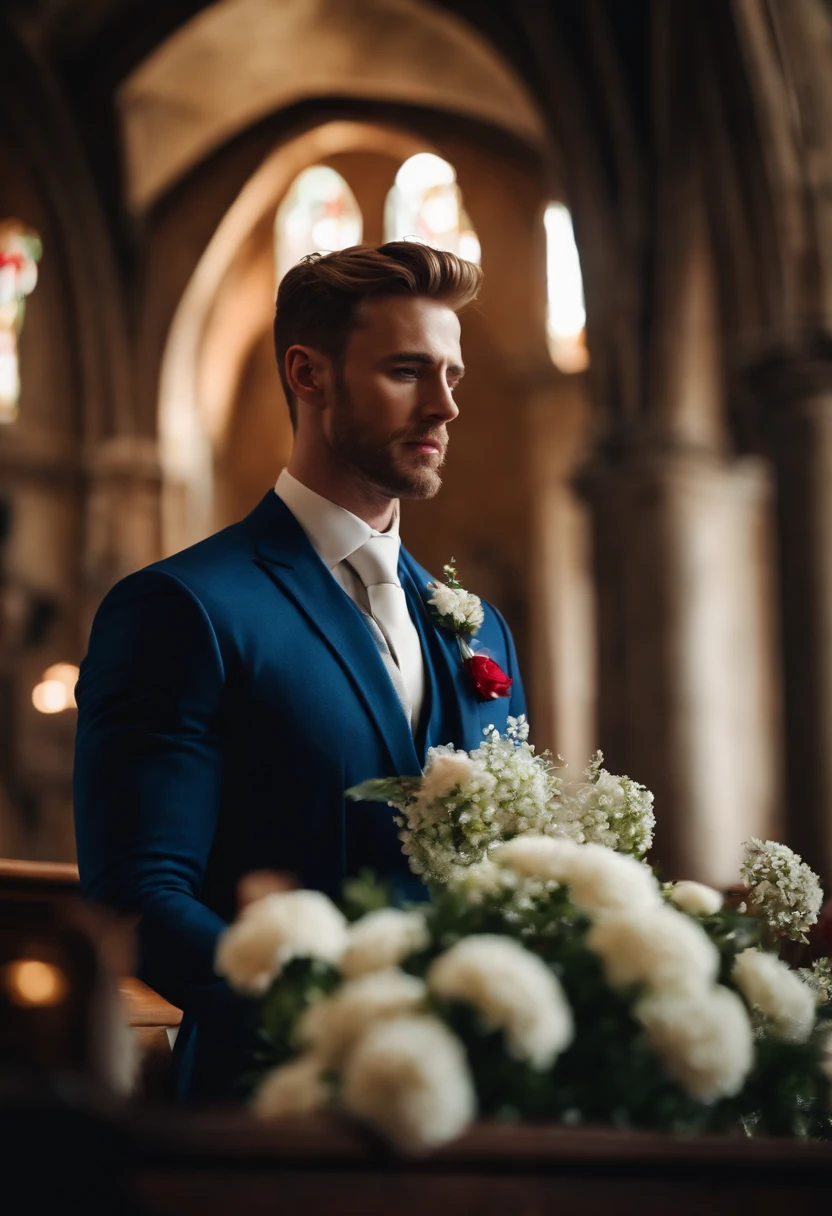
left=329, top=379, right=447, bottom=500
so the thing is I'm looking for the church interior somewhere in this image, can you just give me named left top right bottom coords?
left=2, top=0, right=832, bottom=1207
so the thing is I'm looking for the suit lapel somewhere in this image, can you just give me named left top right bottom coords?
left=400, top=552, right=484, bottom=755
left=247, top=492, right=422, bottom=778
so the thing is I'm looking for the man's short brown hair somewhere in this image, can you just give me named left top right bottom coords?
left=273, top=241, right=482, bottom=427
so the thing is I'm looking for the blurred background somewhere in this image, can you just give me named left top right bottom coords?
left=0, top=0, right=830, bottom=892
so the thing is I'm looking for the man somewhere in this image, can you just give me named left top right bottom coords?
left=73, top=241, right=526, bottom=1099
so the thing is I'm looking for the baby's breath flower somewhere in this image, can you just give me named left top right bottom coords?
left=394, top=723, right=575, bottom=884
left=740, top=838, right=823, bottom=943
left=562, top=752, right=655, bottom=858
left=796, top=957, right=832, bottom=1005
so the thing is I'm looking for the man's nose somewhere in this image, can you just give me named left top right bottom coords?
left=424, top=378, right=459, bottom=423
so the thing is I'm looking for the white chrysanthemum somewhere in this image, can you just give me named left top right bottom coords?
left=495, top=836, right=660, bottom=915
left=342, top=1015, right=476, bottom=1151
left=252, top=1054, right=328, bottom=1118
left=587, top=904, right=719, bottom=995
left=341, top=909, right=430, bottom=979
left=635, top=985, right=754, bottom=1103
left=732, top=948, right=816, bottom=1043
left=493, top=833, right=580, bottom=879
left=298, top=969, right=426, bottom=1066
left=427, top=935, right=573, bottom=1069
left=741, top=838, right=824, bottom=943
left=562, top=846, right=662, bottom=915
left=669, top=881, right=724, bottom=918
left=419, top=751, right=475, bottom=803
left=215, top=890, right=348, bottom=995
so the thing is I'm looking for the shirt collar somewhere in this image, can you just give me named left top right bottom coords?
left=274, top=469, right=400, bottom=570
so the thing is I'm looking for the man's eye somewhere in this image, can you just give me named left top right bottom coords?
left=393, top=367, right=418, bottom=379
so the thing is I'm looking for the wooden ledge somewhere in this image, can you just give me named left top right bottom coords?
left=119, top=977, right=183, bottom=1028
left=0, top=858, right=80, bottom=886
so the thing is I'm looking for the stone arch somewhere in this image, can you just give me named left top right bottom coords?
left=118, top=0, right=547, bottom=214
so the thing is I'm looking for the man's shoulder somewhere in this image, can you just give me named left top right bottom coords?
left=99, top=493, right=283, bottom=613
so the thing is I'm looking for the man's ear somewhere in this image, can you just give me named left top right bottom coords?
left=285, top=345, right=329, bottom=407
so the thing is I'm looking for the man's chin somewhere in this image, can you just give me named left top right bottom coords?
left=398, top=472, right=443, bottom=500
left=385, top=457, right=444, bottom=499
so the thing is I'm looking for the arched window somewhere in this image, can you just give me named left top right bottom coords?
left=544, top=202, right=588, bottom=373
left=0, top=221, right=41, bottom=423
left=274, top=165, right=362, bottom=283
left=384, top=153, right=481, bottom=264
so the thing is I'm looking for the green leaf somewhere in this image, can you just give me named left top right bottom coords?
left=345, top=776, right=421, bottom=804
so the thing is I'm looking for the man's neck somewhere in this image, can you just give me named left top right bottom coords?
left=286, top=455, right=397, bottom=532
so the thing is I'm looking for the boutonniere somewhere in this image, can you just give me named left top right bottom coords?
left=426, top=562, right=513, bottom=701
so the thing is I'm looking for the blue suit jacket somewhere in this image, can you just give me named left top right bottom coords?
left=73, top=491, right=526, bottom=1098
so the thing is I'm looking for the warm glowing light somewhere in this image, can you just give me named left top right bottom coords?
left=32, top=680, right=67, bottom=713
left=32, top=662, right=78, bottom=713
left=544, top=202, right=589, bottom=373
left=43, top=662, right=79, bottom=691
left=385, top=154, right=481, bottom=265
left=2, top=958, right=69, bottom=1007
left=275, top=165, right=362, bottom=283
left=394, top=153, right=456, bottom=193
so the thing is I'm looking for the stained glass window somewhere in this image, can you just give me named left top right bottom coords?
left=274, top=166, right=362, bottom=283
left=0, top=221, right=41, bottom=423
left=384, top=153, right=481, bottom=264
left=544, top=202, right=588, bottom=373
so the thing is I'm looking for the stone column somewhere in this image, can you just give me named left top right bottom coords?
left=745, top=343, right=832, bottom=883
left=579, top=440, right=779, bottom=884
left=82, top=437, right=163, bottom=636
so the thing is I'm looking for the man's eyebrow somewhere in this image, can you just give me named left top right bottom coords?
left=382, top=351, right=465, bottom=376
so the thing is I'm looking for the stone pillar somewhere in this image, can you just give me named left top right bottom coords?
left=82, top=437, right=163, bottom=636
left=746, top=343, right=832, bottom=883
left=579, top=441, right=779, bottom=884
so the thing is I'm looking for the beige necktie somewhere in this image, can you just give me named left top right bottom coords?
left=347, top=534, right=424, bottom=730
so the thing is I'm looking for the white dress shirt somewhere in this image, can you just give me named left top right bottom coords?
left=274, top=469, right=425, bottom=728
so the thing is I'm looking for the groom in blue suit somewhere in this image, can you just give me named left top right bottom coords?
left=73, top=241, right=526, bottom=1099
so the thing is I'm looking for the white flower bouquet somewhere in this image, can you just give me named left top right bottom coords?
left=216, top=723, right=832, bottom=1152
left=346, top=717, right=656, bottom=887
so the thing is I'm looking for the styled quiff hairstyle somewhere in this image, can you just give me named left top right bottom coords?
left=273, top=241, right=482, bottom=427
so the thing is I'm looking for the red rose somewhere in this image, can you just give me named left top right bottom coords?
left=465, top=654, right=513, bottom=701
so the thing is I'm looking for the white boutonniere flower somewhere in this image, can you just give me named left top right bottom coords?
left=426, top=562, right=485, bottom=637
left=425, top=562, right=512, bottom=702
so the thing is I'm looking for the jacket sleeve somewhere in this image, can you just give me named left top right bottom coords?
left=73, top=567, right=237, bottom=1024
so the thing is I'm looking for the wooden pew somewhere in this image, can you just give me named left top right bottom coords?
left=0, top=857, right=182, bottom=1098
